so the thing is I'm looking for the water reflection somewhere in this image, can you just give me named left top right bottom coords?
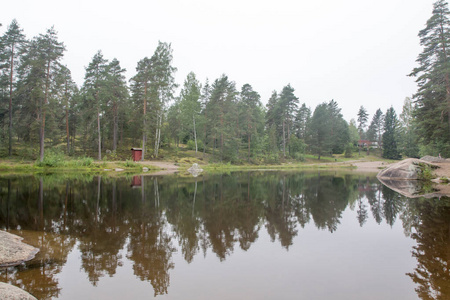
left=0, top=172, right=449, bottom=299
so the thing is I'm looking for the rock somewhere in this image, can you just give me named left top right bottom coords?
left=187, top=163, right=203, bottom=177
left=0, top=231, right=39, bottom=267
left=377, top=158, right=438, bottom=180
left=142, top=167, right=149, bottom=172
left=420, top=155, right=446, bottom=163
left=376, top=178, right=428, bottom=198
left=0, top=282, right=36, bottom=300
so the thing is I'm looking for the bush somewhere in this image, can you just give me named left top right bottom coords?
left=36, top=149, right=66, bottom=167
left=294, top=152, right=305, bottom=161
left=344, top=143, right=353, bottom=158
left=186, top=140, right=204, bottom=151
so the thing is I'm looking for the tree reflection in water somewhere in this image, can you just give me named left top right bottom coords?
left=0, top=172, right=449, bottom=299
left=406, top=198, right=450, bottom=299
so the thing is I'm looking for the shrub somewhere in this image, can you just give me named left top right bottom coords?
left=36, top=149, right=66, bottom=167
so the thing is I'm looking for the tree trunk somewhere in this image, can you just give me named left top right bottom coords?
left=113, top=102, right=118, bottom=151
left=154, top=113, right=162, bottom=158
left=97, top=107, right=101, bottom=160
left=142, top=84, right=147, bottom=161
left=220, top=113, right=223, bottom=162
left=66, top=107, right=70, bottom=154
left=203, top=108, right=207, bottom=158
left=193, top=114, right=198, bottom=156
left=8, top=42, right=14, bottom=157
left=40, top=61, right=51, bottom=162
left=282, top=119, right=286, bottom=158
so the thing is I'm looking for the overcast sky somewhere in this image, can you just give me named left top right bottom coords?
left=2, top=0, right=435, bottom=121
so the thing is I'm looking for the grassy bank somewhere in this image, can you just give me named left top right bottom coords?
left=0, top=146, right=390, bottom=174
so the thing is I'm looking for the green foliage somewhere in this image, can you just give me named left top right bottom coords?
left=382, top=107, right=401, bottom=160
left=289, top=135, right=305, bottom=159
left=307, top=100, right=349, bottom=159
left=410, top=0, right=450, bottom=157
left=416, top=163, right=437, bottom=180
left=344, top=143, right=353, bottom=158
left=123, top=160, right=139, bottom=168
left=186, top=139, right=204, bottom=151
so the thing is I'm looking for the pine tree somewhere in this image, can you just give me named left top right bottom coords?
left=0, top=19, right=27, bottom=156
left=382, top=107, right=401, bottom=159
left=179, top=72, right=202, bottom=154
left=410, top=0, right=450, bottom=155
left=82, top=51, right=108, bottom=159
left=295, top=103, right=311, bottom=140
left=240, top=83, right=262, bottom=161
left=366, top=108, right=384, bottom=148
left=105, top=58, right=128, bottom=152
left=278, top=84, right=299, bottom=157
left=53, top=65, right=77, bottom=154
left=399, top=97, right=419, bottom=157
left=357, top=105, right=368, bottom=138
left=308, top=103, right=332, bottom=159
left=21, top=27, right=65, bottom=161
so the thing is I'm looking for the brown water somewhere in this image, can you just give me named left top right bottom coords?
left=0, top=171, right=449, bottom=299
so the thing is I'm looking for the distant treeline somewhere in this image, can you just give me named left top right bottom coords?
left=1, top=1, right=449, bottom=162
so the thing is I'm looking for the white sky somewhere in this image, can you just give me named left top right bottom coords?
left=2, top=0, right=435, bottom=121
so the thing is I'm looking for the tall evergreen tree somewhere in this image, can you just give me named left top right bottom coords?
left=130, top=57, right=152, bottom=159
left=357, top=105, right=368, bottom=138
left=410, top=0, right=450, bottom=155
left=399, top=97, right=419, bottom=157
left=149, top=42, right=177, bottom=158
left=53, top=65, right=77, bottom=154
left=295, top=103, right=311, bottom=140
left=0, top=19, right=27, bottom=156
left=82, top=51, right=108, bottom=160
left=22, top=27, right=65, bottom=162
left=131, top=42, right=177, bottom=159
left=240, top=83, right=262, bottom=161
left=366, top=108, right=384, bottom=148
left=179, top=72, right=202, bottom=154
left=104, top=58, right=128, bottom=152
left=278, top=84, right=299, bottom=157
left=308, top=103, right=332, bottom=159
left=382, top=107, right=401, bottom=159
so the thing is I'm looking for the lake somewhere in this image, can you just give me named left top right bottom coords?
left=0, top=171, right=449, bottom=299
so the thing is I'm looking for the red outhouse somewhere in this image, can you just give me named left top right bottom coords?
left=131, top=148, right=143, bottom=161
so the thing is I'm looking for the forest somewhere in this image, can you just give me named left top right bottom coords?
left=1, top=0, right=450, bottom=164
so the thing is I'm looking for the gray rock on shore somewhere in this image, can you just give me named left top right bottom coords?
left=377, top=158, right=438, bottom=180
left=0, top=231, right=39, bottom=267
left=0, top=282, right=37, bottom=300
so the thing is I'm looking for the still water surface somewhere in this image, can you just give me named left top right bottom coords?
left=0, top=171, right=449, bottom=299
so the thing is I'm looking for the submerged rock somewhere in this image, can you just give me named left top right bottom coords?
left=187, top=163, right=203, bottom=177
left=0, top=231, right=39, bottom=267
left=0, top=282, right=36, bottom=300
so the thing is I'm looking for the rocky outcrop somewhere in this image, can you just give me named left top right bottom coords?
left=0, top=283, right=37, bottom=300
left=377, top=158, right=438, bottom=180
left=376, top=158, right=450, bottom=198
left=0, top=231, right=39, bottom=267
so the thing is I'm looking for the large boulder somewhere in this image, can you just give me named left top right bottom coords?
left=0, top=231, right=39, bottom=267
left=0, top=283, right=36, bottom=300
left=377, top=158, right=438, bottom=180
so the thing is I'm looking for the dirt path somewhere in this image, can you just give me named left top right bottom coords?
left=138, top=161, right=179, bottom=175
